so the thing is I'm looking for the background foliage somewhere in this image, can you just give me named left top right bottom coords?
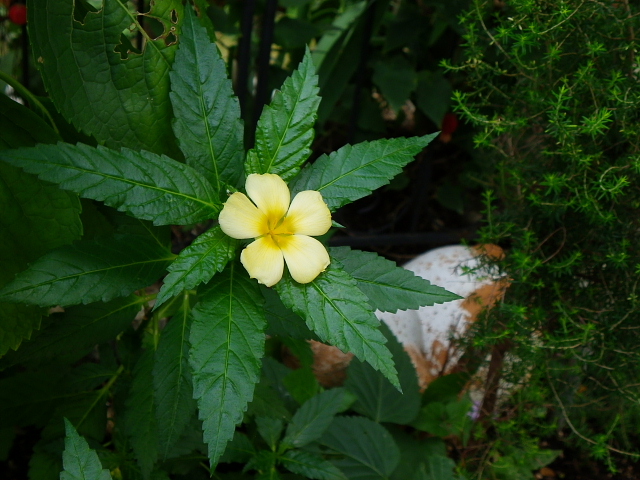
left=447, top=0, right=640, bottom=472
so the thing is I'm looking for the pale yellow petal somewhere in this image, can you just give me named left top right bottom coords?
left=279, top=235, right=330, bottom=284
left=281, top=190, right=332, bottom=236
left=219, top=192, right=268, bottom=239
left=240, top=236, right=285, bottom=287
left=245, top=173, right=290, bottom=225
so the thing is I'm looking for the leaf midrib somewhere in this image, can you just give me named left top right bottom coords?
left=309, top=278, right=375, bottom=359
left=263, top=70, right=307, bottom=175
left=316, top=142, right=421, bottom=192
left=12, top=153, right=220, bottom=211
left=162, top=298, right=191, bottom=458
left=1, top=256, right=174, bottom=297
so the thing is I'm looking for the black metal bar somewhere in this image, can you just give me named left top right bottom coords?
left=410, top=154, right=432, bottom=231
left=236, top=0, right=256, bottom=123
left=251, top=0, right=278, bottom=146
left=21, top=24, right=28, bottom=89
left=328, top=230, right=476, bottom=247
left=347, top=2, right=376, bottom=142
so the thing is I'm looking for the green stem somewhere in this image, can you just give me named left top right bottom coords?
left=0, top=70, right=59, bottom=134
left=76, top=364, right=125, bottom=430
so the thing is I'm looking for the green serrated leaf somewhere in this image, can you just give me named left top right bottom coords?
left=263, top=286, right=317, bottom=340
left=414, top=456, right=457, bottom=480
left=0, top=143, right=221, bottom=226
left=246, top=48, right=321, bottom=181
left=60, top=419, right=112, bottom=480
left=155, top=226, right=237, bottom=309
left=153, top=294, right=198, bottom=460
left=0, top=295, right=143, bottom=370
left=281, top=450, right=347, bottom=480
left=170, top=6, right=244, bottom=191
left=281, top=388, right=348, bottom=449
left=29, top=0, right=182, bottom=155
left=124, top=349, right=159, bottom=479
left=289, top=134, right=437, bottom=211
left=320, top=416, right=400, bottom=480
left=256, top=416, right=284, bottom=450
left=276, top=263, right=399, bottom=389
left=0, top=161, right=81, bottom=354
left=345, top=323, right=420, bottom=424
left=283, top=365, right=320, bottom=405
left=0, top=234, right=173, bottom=307
left=330, top=247, right=461, bottom=312
left=189, top=264, right=267, bottom=466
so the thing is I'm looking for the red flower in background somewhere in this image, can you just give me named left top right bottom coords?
left=8, top=4, right=27, bottom=25
left=440, top=113, right=459, bottom=143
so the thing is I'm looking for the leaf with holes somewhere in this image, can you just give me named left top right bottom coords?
left=330, top=247, right=461, bottom=312
left=60, top=419, right=112, bottom=480
left=246, top=48, right=320, bottom=181
left=0, top=143, right=221, bottom=226
left=289, top=134, right=437, bottom=211
left=29, top=0, right=183, bottom=155
left=155, top=227, right=237, bottom=309
left=153, top=294, right=197, bottom=460
left=189, top=264, right=266, bottom=467
left=276, top=263, right=399, bottom=390
left=0, top=234, right=173, bottom=307
left=170, top=6, right=244, bottom=190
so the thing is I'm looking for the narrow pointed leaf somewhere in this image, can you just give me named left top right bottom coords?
left=0, top=295, right=143, bottom=370
left=289, top=134, right=437, bottom=211
left=276, top=263, right=399, bottom=390
left=246, top=48, right=321, bottom=181
left=0, top=93, right=59, bottom=148
left=330, top=247, right=461, bottom=312
left=155, top=227, right=237, bottom=309
left=345, top=324, right=420, bottom=424
left=281, top=450, right=347, bottom=480
left=124, top=349, right=158, bottom=479
left=0, top=161, right=81, bottom=355
left=170, top=6, right=244, bottom=190
left=0, top=143, right=221, bottom=225
left=282, top=388, right=349, bottom=449
left=153, top=294, right=197, bottom=460
left=60, top=419, right=112, bottom=480
left=29, top=0, right=182, bottom=155
left=0, top=234, right=173, bottom=307
left=189, top=264, right=267, bottom=467
left=320, top=416, right=400, bottom=480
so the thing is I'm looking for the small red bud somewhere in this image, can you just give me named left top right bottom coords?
left=8, top=4, right=27, bottom=25
left=439, top=113, right=459, bottom=143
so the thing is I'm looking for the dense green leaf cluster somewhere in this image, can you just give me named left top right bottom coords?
left=448, top=0, right=640, bottom=466
left=0, top=2, right=462, bottom=478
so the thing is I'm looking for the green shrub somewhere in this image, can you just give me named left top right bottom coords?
left=448, top=0, right=640, bottom=468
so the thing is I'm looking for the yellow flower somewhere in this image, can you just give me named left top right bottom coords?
left=219, top=173, right=332, bottom=287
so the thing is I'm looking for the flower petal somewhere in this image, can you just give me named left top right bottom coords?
left=245, top=173, right=290, bottom=225
left=240, top=236, right=285, bottom=287
left=281, top=190, right=332, bottom=236
left=219, top=192, right=268, bottom=239
left=279, top=235, right=330, bottom=284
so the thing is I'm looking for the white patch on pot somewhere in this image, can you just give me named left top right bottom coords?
left=377, top=244, right=509, bottom=389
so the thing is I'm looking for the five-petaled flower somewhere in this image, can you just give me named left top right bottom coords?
left=219, top=173, right=332, bottom=287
